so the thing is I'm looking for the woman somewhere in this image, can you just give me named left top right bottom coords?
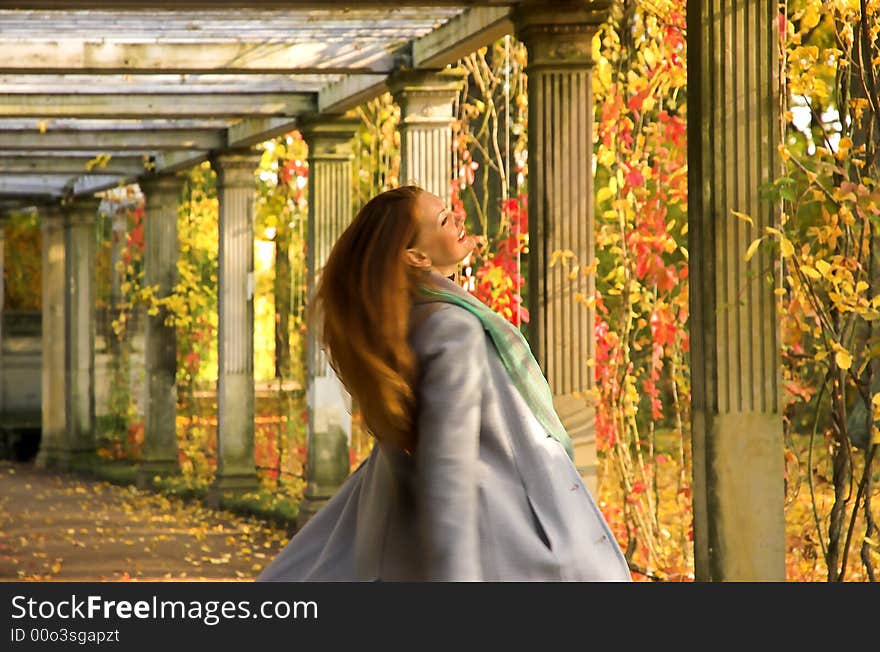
left=258, top=186, right=631, bottom=582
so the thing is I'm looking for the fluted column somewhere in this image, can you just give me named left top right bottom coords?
left=389, top=69, right=467, bottom=204
left=688, top=0, right=784, bottom=580
left=516, top=1, right=609, bottom=493
left=297, top=116, right=359, bottom=527
left=36, top=204, right=67, bottom=468
left=137, top=173, right=186, bottom=486
left=0, top=211, right=5, bottom=417
left=64, top=196, right=100, bottom=468
left=210, top=149, right=261, bottom=496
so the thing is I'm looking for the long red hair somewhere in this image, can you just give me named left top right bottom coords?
left=314, top=185, right=430, bottom=454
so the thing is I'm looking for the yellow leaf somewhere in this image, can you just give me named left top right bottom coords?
left=835, top=348, right=852, bottom=370
left=815, top=260, right=831, bottom=277
left=764, top=226, right=782, bottom=237
left=774, top=288, right=787, bottom=296
left=801, top=265, right=821, bottom=280
left=597, top=186, right=614, bottom=203
left=855, top=281, right=868, bottom=294
left=745, top=237, right=763, bottom=262
left=801, top=5, right=821, bottom=31
left=780, top=237, right=794, bottom=258
left=731, top=210, right=754, bottom=226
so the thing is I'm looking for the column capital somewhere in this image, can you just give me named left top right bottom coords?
left=299, top=115, right=361, bottom=160
left=63, top=195, right=101, bottom=227
left=514, top=0, right=610, bottom=69
left=389, top=67, right=468, bottom=126
left=211, top=147, right=262, bottom=188
left=139, top=171, right=188, bottom=200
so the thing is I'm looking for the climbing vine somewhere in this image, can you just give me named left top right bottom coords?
left=751, top=0, right=880, bottom=581
left=590, top=0, right=691, bottom=580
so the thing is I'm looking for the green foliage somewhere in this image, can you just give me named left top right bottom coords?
left=2, top=211, right=41, bottom=312
left=452, top=38, right=531, bottom=329
left=770, top=0, right=880, bottom=581
left=353, top=93, right=400, bottom=209
left=592, top=0, right=692, bottom=579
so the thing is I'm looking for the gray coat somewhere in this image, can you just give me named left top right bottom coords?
left=258, top=301, right=632, bottom=581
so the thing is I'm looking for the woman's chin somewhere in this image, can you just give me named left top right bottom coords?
left=459, top=241, right=477, bottom=265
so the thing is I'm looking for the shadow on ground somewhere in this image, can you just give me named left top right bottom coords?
left=0, top=460, right=290, bottom=581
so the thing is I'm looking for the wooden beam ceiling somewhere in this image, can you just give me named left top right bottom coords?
left=0, top=131, right=223, bottom=150
left=0, top=93, right=317, bottom=119
left=0, top=2, right=519, bottom=201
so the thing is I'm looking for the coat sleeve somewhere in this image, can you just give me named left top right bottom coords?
left=412, top=306, right=486, bottom=581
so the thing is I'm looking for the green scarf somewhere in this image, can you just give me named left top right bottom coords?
left=419, top=272, right=575, bottom=461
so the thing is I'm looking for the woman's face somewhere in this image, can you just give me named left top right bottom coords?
left=409, top=191, right=476, bottom=276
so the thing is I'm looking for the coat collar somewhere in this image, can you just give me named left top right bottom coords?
left=413, top=269, right=465, bottom=304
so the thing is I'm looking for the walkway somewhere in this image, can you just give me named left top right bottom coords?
left=0, top=460, right=289, bottom=581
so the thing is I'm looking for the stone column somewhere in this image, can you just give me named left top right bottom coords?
left=515, top=1, right=609, bottom=493
left=297, top=116, right=360, bottom=527
left=210, top=149, right=261, bottom=498
left=0, top=208, right=6, bottom=446
left=63, top=196, right=100, bottom=469
left=687, top=0, right=784, bottom=580
left=389, top=69, right=467, bottom=204
left=137, top=173, right=186, bottom=487
left=36, top=204, right=67, bottom=468
left=0, top=211, right=6, bottom=428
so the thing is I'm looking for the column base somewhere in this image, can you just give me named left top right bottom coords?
left=67, top=448, right=97, bottom=473
left=136, top=458, right=181, bottom=489
left=206, top=472, right=259, bottom=508
left=706, top=411, right=785, bottom=581
left=34, top=446, right=70, bottom=470
left=34, top=446, right=96, bottom=472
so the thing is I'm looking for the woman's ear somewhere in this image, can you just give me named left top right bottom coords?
left=404, top=248, right=432, bottom=270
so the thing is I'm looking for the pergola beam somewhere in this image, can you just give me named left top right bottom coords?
left=226, top=118, right=297, bottom=149
left=318, top=74, right=388, bottom=114
left=0, top=130, right=224, bottom=151
left=70, top=174, right=128, bottom=196
left=0, top=74, right=337, bottom=94
left=0, top=41, right=402, bottom=74
left=0, top=1, right=513, bottom=6
left=413, top=6, right=512, bottom=68
left=151, top=151, right=210, bottom=174
left=0, top=93, right=316, bottom=118
left=0, top=155, right=148, bottom=176
left=0, top=176, right=74, bottom=196
left=0, top=118, right=234, bottom=130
